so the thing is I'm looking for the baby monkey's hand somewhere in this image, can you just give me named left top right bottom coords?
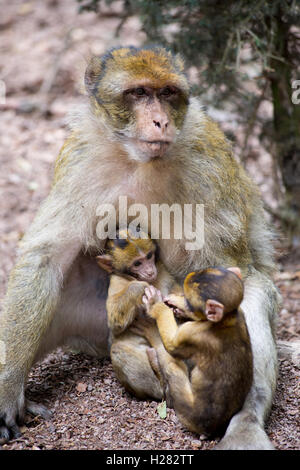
left=142, top=286, right=163, bottom=317
left=164, top=293, right=191, bottom=319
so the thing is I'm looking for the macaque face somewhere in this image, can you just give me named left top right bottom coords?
left=85, top=47, right=189, bottom=163
left=129, top=250, right=157, bottom=282
left=123, top=84, right=186, bottom=161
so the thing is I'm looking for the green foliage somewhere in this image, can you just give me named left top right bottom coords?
left=77, top=0, right=299, bottom=108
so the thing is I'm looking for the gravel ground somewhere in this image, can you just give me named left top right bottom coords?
left=0, top=0, right=299, bottom=451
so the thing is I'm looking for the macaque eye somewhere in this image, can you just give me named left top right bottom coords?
left=133, top=260, right=142, bottom=267
left=124, top=87, right=147, bottom=99
left=134, top=87, right=146, bottom=96
left=147, top=251, right=153, bottom=259
left=160, top=86, right=177, bottom=97
left=161, top=87, right=172, bottom=96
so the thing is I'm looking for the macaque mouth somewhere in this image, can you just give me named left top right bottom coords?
left=141, top=272, right=157, bottom=282
left=128, top=271, right=157, bottom=282
left=124, top=137, right=172, bottom=158
left=142, top=140, right=171, bottom=145
left=139, top=140, right=171, bottom=158
left=147, top=274, right=157, bottom=282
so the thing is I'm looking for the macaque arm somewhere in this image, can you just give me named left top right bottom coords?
left=149, top=303, right=199, bottom=358
left=107, top=276, right=148, bottom=334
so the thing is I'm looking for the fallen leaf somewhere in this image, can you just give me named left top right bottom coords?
left=76, top=382, right=87, bottom=393
left=157, top=401, right=167, bottom=419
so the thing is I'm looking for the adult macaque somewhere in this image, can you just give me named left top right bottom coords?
left=0, top=46, right=279, bottom=449
left=138, top=267, right=253, bottom=437
left=96, top=227, right=181, bottom=399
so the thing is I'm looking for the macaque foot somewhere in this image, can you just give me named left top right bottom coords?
left=215, top=418, right=275, bottom=450
left=0, top=399, right=52, bottom=444
left=0, top=422, right=22, bottom=445
left=0, top=400, right=24, bottom=444
left=26, top=399, right=52, bottom=420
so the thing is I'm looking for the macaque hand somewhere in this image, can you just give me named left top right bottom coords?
left=128, top=280, right=149, bottom=295
left=142, top=286, right=163, bottom=316
left=163, top=294, right=190, bottom=319
left=128, top=281, right=150, bottom=307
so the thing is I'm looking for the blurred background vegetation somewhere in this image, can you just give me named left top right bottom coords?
left=77, top=0, right=300, bottom=246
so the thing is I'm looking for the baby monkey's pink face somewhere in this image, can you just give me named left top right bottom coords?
left=129, top=250, right=157, bottom=282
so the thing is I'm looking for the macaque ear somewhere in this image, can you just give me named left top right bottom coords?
left=85, top=56, right=102, bottom=95
left=96, top=254, right=113, bottom=273
left=174, top=53, right=185, bottom=72
left=205, top=299, right=224, bottom=323
left=227, top=267, right=242, bottom=279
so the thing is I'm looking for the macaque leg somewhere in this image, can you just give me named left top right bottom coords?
left=0, top=236, right=81, bottom=442
left=110, top=336, right=164, bottom=400
left=35, top=254, right=110, bottom=361
left=146, top=348, right=164, bottom=389
left=216, top=270, right=280, bottom=450
left=154, top=343, right=196, bottom=428
left=27, top=256, right=109, bottom=426
left=0, top=249, right=110, bottom=442
left=28, top=255, right=110, bottom=420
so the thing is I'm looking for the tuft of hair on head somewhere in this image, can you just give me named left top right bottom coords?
left=84, top=45, right=190, bottom=101
left=183, top=267, right=244, bottom=317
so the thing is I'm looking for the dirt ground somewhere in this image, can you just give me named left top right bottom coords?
left=0, top=0, right=299, bottom=451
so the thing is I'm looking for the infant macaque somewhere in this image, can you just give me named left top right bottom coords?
left=96, top=227, right=182, bottom=400
left=141, top=266, right=253, bottom=437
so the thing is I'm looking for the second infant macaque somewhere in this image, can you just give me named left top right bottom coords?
left=139, top=267, right=253, bottom=437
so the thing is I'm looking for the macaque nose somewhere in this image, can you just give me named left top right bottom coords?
left=153, top=119, right=169, bottom=131
left=147, top=270, right=156, bottom=279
